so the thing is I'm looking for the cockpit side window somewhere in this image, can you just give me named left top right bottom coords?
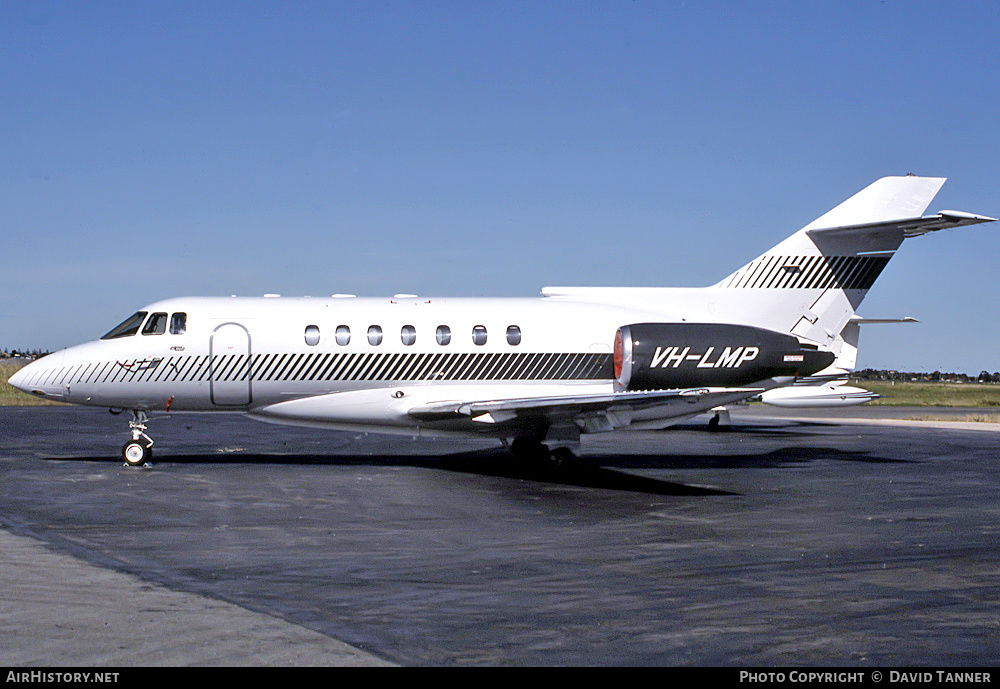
left=142, top=312, right=168, bottom=335
left=170, top=313, right=187, bottom=335
left=101, top=311, right=148, bottom=340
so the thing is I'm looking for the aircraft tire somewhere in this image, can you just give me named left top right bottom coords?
left=122, top=440, right=152, bottom=467
left=509, top=437, right=548, bottom=464
left=548, top=447, right=577, bottom=470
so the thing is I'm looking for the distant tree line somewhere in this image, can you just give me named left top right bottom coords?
left=852, top=369, right=1000, bottom=384
left=1, top=349, right=51, bottom=360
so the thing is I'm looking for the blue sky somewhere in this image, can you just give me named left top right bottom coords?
left=2, top=1, right=998, bottom=373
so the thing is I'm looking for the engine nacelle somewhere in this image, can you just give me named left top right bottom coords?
left=613, top=323, right=835, bottom=392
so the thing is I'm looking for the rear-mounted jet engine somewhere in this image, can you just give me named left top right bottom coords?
left=613, top=323, right=835, bottom=391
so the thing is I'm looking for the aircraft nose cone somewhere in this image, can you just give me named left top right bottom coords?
left=7, top=368, right=24, bottom=390
left=7, top=362, right=33, bottom=393
left=5, top=352, right=63, bottom=397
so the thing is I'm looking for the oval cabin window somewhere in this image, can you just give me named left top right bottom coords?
left=304, top=325, right=320, bottom=346
left=436, top=325, right=451, bottom=346
left=336, top=325, right=351, bottom=346
left=472, top=325, right=487, bottom=346
left=401, top=325, right=416, bottom=346
left=506, top=325, right=521, bottom=346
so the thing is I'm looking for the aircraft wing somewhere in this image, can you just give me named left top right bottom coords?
left=408, top=387, right=763, bottom=433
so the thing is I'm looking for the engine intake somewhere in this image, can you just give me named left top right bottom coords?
left=613, top=323, right=835, bottom=391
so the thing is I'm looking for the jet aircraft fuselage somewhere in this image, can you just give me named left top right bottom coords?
left=9, top=175, right=995, bottom=466
left=16, top=292, right=820, bottom=436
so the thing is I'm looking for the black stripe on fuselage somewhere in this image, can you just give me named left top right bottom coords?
left=77, top=351, right=614, bottom=386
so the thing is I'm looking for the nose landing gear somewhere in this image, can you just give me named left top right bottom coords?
left=121, top=410, right=154, bottom=467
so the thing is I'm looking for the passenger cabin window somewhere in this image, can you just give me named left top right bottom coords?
left=436, top=325, right=451, bottom=345
left=170, top=312, right=187, bottom=335
left=401, top=325, right=416, bottom=346
left=304, top=325, right=321, bottom=346
left=368, top=325, right=383, bottom=346
left=506, top=325, right=521, bottom=346
left=142, top=312, right=168, bottom=335
left=101, top=311, right=148, bottom=340
left=336, top=325, right=351, bottom=346
left=472, top=325, right=487, bottom=346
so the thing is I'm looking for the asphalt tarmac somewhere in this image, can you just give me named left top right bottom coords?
left=1, top=405, right=999, bottom=666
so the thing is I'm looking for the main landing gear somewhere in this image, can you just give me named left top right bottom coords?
left=120, top=410, right=154, bottom=467
left=509, top=436, right=579, bottom=472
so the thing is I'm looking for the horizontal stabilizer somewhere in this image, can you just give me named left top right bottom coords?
left=849, top=316, right=919, bottom=324
left=807, top=210, right=996, bottom=240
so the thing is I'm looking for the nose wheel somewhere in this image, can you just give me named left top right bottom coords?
left=121, top=410, right=154, bottom=467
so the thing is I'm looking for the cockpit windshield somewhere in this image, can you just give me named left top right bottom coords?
left=101, top=311, right=148, bottom=340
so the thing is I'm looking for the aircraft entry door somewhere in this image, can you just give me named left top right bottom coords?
left=210, top=322, right=252, bottom=406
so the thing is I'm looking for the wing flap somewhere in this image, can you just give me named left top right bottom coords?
left=408, top=387, right=763, bottom=431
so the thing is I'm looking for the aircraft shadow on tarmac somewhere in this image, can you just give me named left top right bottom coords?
left=671, top=419, right=856, bottom=438
left=38, top=449, right=729, bottom=496
left=38, top=432, right=911, bottom=497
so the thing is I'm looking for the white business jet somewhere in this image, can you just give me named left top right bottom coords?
left=9, top=176, right=994, bottom=467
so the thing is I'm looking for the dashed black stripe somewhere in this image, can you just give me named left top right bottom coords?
left=235, top=355, right=255, bottom=382
left=856, top=256, right=891, bottom=289
left=745, top=254, right=775, bottom=288
left=398, top=353, right=420, bottom=380
left=285, top=353, right=310, bottom=381
left=823, top=257, right=847, bottom=288
left=440, top=352, right=465, bottom=379
left=68, top=351, right=614, bottom=386
left=796, top=256, right=825, bottom=289
left=318, top=353, right=342, bottom=380
left=217, top=354, right=240, bottom=381
left=326, top=353, right=355, bottom=380
left=195, top=356, right=214, bottom=382
left=838, top=255, right=868, bottom=288
left=152, top=358, right=173, bottom=382
left=111, top=362, right=128, bottom=384
left=724, top=255, right=892, bottom=290
left=274, top=353, right=299, bottom=381
left=460, top=352, right=485, bottom=380
left=72, top=363, right=92, bottom=385
left=384, top=354, right=413, bottom=380
left=344, top=353, right=372, bottom=381
left=306, top=353, right=330, bottom=381
left=261, top=353, right=285, bottom=381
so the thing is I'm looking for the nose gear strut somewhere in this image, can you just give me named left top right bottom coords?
left=121, top=410, right=154, bottom=467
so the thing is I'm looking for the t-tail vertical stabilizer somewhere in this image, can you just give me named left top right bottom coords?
left=715, top=176, right=994, bottom=352
left=719, top=175, right=995, bottom=408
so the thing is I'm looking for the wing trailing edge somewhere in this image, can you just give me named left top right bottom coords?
left=408, top=387, right=763, bottom=432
